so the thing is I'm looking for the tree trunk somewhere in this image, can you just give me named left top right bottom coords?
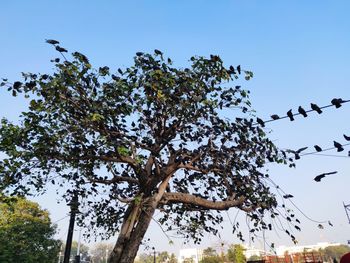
left=108, top=200, right=157, bottom=263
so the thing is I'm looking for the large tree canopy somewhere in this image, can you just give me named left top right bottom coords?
left=0, top=41, right=295, bottom=262
left=0, top=195, right=60, bottom=263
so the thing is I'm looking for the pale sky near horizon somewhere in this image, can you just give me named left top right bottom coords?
left=1, top=0, right=350, bottom=256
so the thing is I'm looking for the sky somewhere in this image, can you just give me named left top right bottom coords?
left=1, top=0, right=350, bottom=256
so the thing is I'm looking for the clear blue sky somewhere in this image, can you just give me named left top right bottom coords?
left=1, top=0, right=350, bottom=255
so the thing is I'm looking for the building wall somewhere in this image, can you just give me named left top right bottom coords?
left=178, top=248, right=203, bottom=263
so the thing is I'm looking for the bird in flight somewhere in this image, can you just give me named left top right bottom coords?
left=314, top=171, right=338, bottom=182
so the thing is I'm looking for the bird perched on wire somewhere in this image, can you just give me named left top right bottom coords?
left=314, top=171, right=338, bottom=182
left=331, top=98, right=344, bottom=108
left=286, top=147, right=308, bottom=160
left=287, top=109, right=294, bottom=121
left=283, top=194, right=294, bottom=199
left=334, top=141, right=344, bottom=152
left=344, top=134, right=350, bottom=141
left=256, top=117, right=265, bottom=127
left=270, top=114, right=280, bottom=120
left=298, top=106, right=307, bottom=117
left=310, top=103, right=322, bottom=114
left=314, top=145, right=322, bottom=152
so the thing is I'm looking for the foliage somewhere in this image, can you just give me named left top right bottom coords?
left=0, top=195, right=61, bottom=263
left=0, top=41, right=295, bottom=261
left=227, top=244, right=246, bottom=263
left=318, top=245, right=350, bottom=261
left=247, top=255, right=262, bottom=261
left=60, top=240, right=90, bottom=262
left=201, top=247, right=223, bottom=263
left=89, top=242, right=114, bottom=263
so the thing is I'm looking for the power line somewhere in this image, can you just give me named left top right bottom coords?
left=256, top=99, right=350, bottom=125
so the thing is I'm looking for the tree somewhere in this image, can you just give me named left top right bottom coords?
left=227, top=244, right=246, bottom=263
left=0, top=41, right=293, bottom=263
left=0, top=195, right=61, bottom=263
left=318, top=245, right=350, bottom=262
left=200, top=247, right=223, bottom=263
left=61, top=240, right=90, bottom=262
left=90, top=242, right=114, bottom=263
left=168, top=253, right=178, bottom=263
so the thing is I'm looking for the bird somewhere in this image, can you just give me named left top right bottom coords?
left=314, top=171, right=338, bottom=182
left=314, top=145, right=322, bottom=152
left=55, top=46, right=67, bottom=53
left=296, top=147, right=308, bottom=153
left=295, top=225, right=301, bottom=231
left=287, top=109, right=294, bottom=121
left=237, top=65, right=241, bottom=74
left=283, top=194, right=294, bottom=199
left=256, top=117, right=265, bottom=127
left=334, top=141, right=344, bottom=152
left=286, top=147, right=307, bottom=160
left=310, top=103, right=322, bottom=114
left=328, top=221, right=333, bottom=227
left=343, top=134, right=350, bottom=141
left=318, top=224, right=324, bottom=229
left=154, top=49, right=163, bottom=56
left=331, top=98, right=344, bottom=108
left=270, top=114, right=280, bottom=120
left=348, top=151, right=350, bottom=157
left=298, top=106, right=307, bottom=117
left=136, top=52, right=144, bottom=56
left=45, top=39, right=59, bottom=45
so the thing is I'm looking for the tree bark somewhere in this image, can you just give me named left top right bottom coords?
left=108, top=200, right=157, bottom=263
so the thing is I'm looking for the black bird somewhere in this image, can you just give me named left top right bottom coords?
left=331, top=98, right=344, bottom=108
left=296, top=219, right=301, bottom=224
left=314, top=171, right=338, bottom=182
left=45, top=39, right=59, bottom=45
left=270, top=114, right=280, bottom=120
left=343, top=134, right=350, bottom=141
left=55, top=46, right=67, bottom=53
left=318, top=224, right=324, bottom=229
left=256, top=117, right=265, bottom=127
left=237, top=65, right=241, bottom=74
left=287, top=109, right=294, bottom=121
left=154, top=49, right=163, bottom=55
left=136, top=52, right=144, bottom=56
left=314, top=145, right=322, bottom=152
left=348, top=151, right=350, bottom=157
left=283, top=194, right=294, bottom=199
left=334, top=141, right=344, bottom=152
left=310, top=103, right=322, bottom=114
left=328, top=221, right=333, bottom=227
left=295, top=225, right=301, bottom=231
left=298, top=106, right=307, bottom=117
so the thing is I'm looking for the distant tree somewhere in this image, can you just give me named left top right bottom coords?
left=318, top=245, right=350, bottom=261
left=227, top=244, right=246, bottom=263
left=61, top=240, right=90, bottom=261
left=134, top=253, right=153, bottom=263
left=169, top=253, right=178, bottom=263
left=201, top=247, right=223, bottom=263
left=0, top=195, right=60, bottom=263
left=157, top=251, right=170, bottom=262
left=90, top=242, right=114, bottom=263
left=183, top=258, right=195, bottom=263
left=247, top=254, right=262, bottom=261
left=0, top=41, right=294, bottom=263
left=203, top=247, right=217, bottom=257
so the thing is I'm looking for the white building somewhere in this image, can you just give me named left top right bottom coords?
left=275, top=242, right=341, bottom=256
left=178, top=248, right=203, bottom=263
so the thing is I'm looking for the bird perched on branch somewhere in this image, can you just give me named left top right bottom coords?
left=310, top=103, right=322, bottom=114
left=314, top=171, right=338, bottom=182
left=334, top=141, right=344, bottom=152
left=287, top=109, right=294, bottom=121
left=298, top=106, right=307, bottom=117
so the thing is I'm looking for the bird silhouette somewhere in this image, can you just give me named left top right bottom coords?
left=283, top=194, right=294, bottom=199
left=298, top=106, right=307, bottom=117
left=287, top=110, right=294, bottom=121
left=318, top=224, right=324, bottom=229
left=270, top=114, right=280, bottom=120
left=314, top=145, right=322, bottom=152
left=46, top=39, right=59, bottom=45
left=333, top=141, right=344, bottom=152
left=331, top=98, right=344, bottom=108
left=55, top=46, right=67, bottom=53
left=314, top=171, right=338, bottom=182
left=343, top=134, right=350, bottom=141
left=310, top=103, right=322, bottom=114
left=328, top=221, right=333, bottom=227
left=256, top=117, right=265, bottom=127
left=295, top=225, right=301, bottom=231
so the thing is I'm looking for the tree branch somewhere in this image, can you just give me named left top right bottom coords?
left=161, top=192, right=246, bottom=211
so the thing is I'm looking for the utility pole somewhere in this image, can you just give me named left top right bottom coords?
left=63, top=191, right=79, bottom=263
left=152, top=247, right=156, bottom=263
